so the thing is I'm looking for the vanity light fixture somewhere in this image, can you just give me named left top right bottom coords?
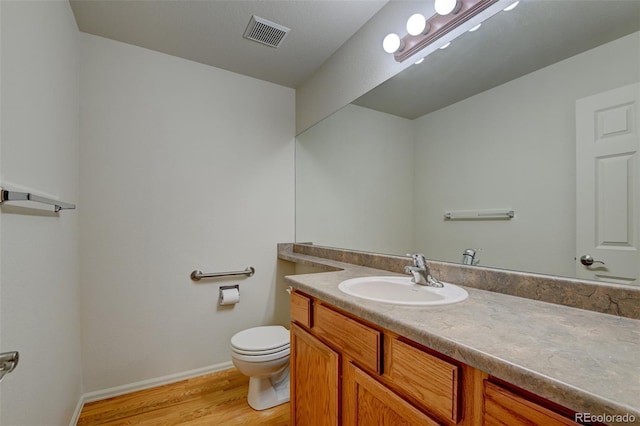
left=440, top=42, right=451, bottom=49
left=468, top=23, right=482, bottom=31
left=383, top=0, right=501, bottom=62
left=415, top=58, right=425, bottom=64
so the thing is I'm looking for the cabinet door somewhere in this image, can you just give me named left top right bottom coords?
left=290, top=323, right=340, bottom=426
left=343, top=361, right=441, bottom=426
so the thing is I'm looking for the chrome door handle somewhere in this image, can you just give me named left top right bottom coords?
left=580, top=255, right=605, bottom=266
left=0, top=351, right=19, bottom=384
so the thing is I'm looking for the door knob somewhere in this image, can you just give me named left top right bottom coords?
left=0, top=351, right=19, bottom=384
left=580, top=255, right=605, bottom=266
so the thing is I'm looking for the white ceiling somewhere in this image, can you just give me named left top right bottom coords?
left=69, top=0, right=389, bottom=88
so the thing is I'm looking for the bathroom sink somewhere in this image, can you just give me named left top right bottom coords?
left=338, top=276, right=468, bottom=306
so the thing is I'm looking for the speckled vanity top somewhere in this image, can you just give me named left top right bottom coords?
left=279, top=244, right=640, bottom=426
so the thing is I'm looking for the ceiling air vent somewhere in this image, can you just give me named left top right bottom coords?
left=243, top=16, right=290, bottom=48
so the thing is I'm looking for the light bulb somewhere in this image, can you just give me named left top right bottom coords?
left=434, top=0, right=459, bottom=15
left=503, top=1, right=519, bottom=11
left=468, top=23, right=482, bottom=32
left=383, top=33, right=401, bottom=53
left=406, top=14, right=426, bottom=36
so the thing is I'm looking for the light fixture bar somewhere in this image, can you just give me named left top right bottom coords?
left=394, top=0, right=498, bottom=62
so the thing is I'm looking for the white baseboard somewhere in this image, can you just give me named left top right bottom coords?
left=69, top=361, right=234, bottom=426
left=69, top=397, right=85, bottom=426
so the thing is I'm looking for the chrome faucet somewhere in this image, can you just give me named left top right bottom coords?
left=404, top=253, right=443, bottom=287
left=462, top=249, right=479, bottom=266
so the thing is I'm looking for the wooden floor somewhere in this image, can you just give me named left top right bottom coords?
left=77, top=368, right=290, bottom=425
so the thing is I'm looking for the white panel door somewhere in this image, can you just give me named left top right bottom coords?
left=576, top=83, right=640, bottom=284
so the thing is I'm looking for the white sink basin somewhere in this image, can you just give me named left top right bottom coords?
left=338, top=276, right=468, bottom=306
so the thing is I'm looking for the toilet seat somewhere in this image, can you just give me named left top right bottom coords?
left=231, top=346, right=290, bottom=363
left=231, top=325, right=289, bottom=355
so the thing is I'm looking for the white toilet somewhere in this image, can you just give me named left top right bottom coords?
left=230, top=325, right=290, bottom=410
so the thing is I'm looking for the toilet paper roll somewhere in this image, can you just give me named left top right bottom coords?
left=219, top=288, right=240, bottom=305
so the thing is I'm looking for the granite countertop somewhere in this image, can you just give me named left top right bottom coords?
left=280, top=248, right=640, bottom=426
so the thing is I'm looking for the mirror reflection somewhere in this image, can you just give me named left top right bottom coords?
left=296, top=0, right=640, bottom=285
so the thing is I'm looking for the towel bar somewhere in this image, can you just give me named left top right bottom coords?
left=0, top=186, right=75, bottom=212
left=444, top=209, right=514, bottom=220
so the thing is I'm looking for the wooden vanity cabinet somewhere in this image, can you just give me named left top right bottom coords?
left=289, top=291, right=587, bottom=426
left=290, top=291, right=463, bottom=425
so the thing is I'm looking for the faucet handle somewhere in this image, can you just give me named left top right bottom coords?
left=406, top=253, right=427, bottom=267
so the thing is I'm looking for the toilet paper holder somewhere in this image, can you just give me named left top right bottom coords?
left=219, top=284, right=240, bottom=305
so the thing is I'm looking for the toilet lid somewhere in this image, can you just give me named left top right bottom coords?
left=230, top=325, right=290, bottom=352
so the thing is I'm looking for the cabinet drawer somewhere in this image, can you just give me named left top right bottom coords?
left=290, top=291, right=312, bottom=328
left=483, top=381, right=579, bottom=426
left=386, top=337, right=461, bottom=424
left=314, top=303, right=382, bottom=373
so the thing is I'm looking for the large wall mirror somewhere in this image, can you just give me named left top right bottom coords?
left=296, top=0, right=640, bottom=285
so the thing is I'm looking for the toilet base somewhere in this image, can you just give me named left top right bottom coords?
left=247, top=366, right=290, bottom=410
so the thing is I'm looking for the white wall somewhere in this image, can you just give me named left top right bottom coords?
left=79, top=34, right=295, bottom=392
left=296, top=104, right=414, bottom=254
left=0, top=1, right=83, bottom=424
left=413, top=32, right=640, bottom=276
